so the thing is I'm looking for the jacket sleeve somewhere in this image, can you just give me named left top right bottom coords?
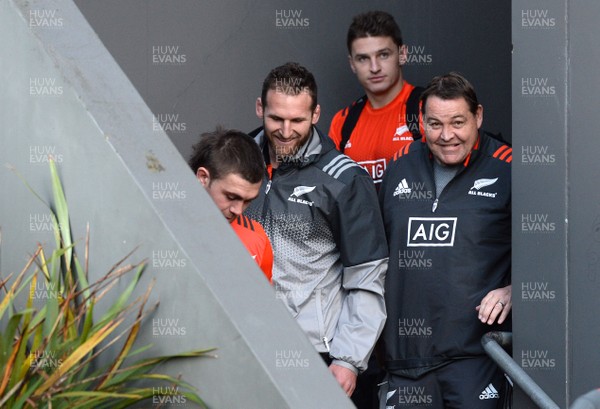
left=328, top=171, right=388, bottom=373
left=261, top=232, right=274, bottom=284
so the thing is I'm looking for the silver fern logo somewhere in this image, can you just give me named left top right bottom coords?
left=288, top=185, right=316, bottom=206
left=291, top=185, right=315, bottom=197
left=471, top=178, right=498, bottom=190
left=468, top=177, right=499, bottom=198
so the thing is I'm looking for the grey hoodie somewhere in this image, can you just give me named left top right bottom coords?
left=246, top=126, right=388, bottom=373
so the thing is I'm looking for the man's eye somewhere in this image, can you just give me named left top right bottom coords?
left=453, top=121, right=465, bottom=127
left=379, top=52, right=389, bottom=59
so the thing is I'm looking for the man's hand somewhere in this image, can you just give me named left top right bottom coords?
left=476, top=284, right=512, bottom=325
left=329, top=363, right=357, bottom=396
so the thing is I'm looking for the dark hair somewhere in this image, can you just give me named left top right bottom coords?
left=347, top=11, right=403, bottom=53
left=420, top=72, right=480, bottom=116
left=260, top=62, right=318, bottom=111
left=188, top=127, right=265, bottom=184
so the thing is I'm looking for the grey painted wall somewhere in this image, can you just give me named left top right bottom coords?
left=568, top=2, right=600, bottom=403
left=513, top=1, right=600, bottom=407
left=73, top=0, right=511, bottom=158
left=0, top=0, right=353, bottom=407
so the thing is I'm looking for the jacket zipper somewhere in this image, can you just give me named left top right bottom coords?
left=261, top=172, right=273, bottom=221
left=315, top=289, right=329, bottom=352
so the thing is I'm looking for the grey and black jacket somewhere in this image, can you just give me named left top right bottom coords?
left=379, top=131, right=512, bottom=379
left=246, top=126, right=388, bottom=373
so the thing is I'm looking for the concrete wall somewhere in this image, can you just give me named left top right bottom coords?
left=0, top=0, right=352, bottom=407
left=513, top=1, right=600, bottom=407
left=73, top=0, right=511, bottom=157
left=12, top=0, right=600, bottom=408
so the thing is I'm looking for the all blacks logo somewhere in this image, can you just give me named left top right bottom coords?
left=407, top=217, right=457, bottom=247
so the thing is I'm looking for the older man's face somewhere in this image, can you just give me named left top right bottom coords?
left=424, top=96, right=483, bottom=166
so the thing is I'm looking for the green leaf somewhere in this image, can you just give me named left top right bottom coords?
left=33, top=318, right=124, bottom=398
left=0, top=313, right=28, bottom=397
left=73, top=255, right=90, bottom=301
left=49, top=159, right=73, bottom=272
left=99, top=263, right=144, bottom=323
left=3, top=162, right=212, bottom=408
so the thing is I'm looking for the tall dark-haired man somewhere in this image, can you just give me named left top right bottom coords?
left=329, top=10, right=423, bottom=186
left=330, top=11, right=425, bottom=407
left=189, top=127, right=273, bottom=282
left=246, top=62, right=388, bottom=397
left=379, top=72, right=512, bottom=408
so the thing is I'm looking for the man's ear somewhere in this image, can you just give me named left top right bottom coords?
left=476, top=104, right=484, bottom=129
left=312, top=104, right=321, bottom=125
left=348, top=54, right=356, bottom=74
left=196, top=167, right=211, bottom=188
left=399, top=44, right=408, bottom=66
left=256, top=97, right=264, bottom=118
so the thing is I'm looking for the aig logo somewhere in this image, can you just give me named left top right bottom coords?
left=358, top=158, right=386, bottom=183
left=407, top=217, right=457, bottom=247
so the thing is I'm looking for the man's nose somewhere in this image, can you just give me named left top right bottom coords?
left=280, top=121, right=293, bottom=138
left=230, top=201, right=244, bottom=217
left=369, top=57, right=381, bottom=72
left=440, top=125, right=453, bottom=141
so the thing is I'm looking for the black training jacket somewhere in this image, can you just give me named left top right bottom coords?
left=379, top=131, right=511, bottom=379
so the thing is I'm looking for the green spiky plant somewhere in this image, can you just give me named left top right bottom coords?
left=0, top=160, right=214, bottom=408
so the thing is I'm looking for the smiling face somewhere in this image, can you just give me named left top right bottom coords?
left=197, top=168, right=261, bottom=223
left=256, top=89, right=320, bottom=165
left=423, top=96, right=483, bottom=166
left=348, top=36, right=406, bottom=107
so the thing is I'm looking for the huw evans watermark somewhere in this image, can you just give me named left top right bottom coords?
left=520, top=145, right=556, bottom=165
left=29, top=9, right=63, bottom=28
left=398, top=318, right=433, bottom=338
left=521, top=214, right=556, bottom=233
left=521, top=9, right=556, bottom=29
left=152, top=249, right=187, bottom=268
left=152, top=386, right=187, bottom=405
left=275, top=350, right=309, bottom=368
left=386, top=386, right=434, bottom=406
left=521, top=350, right=556, bottom=370
left=29, top=213, right=68, bottom=233
left=404, top=45, right=433, bottom=66
left=29, top=145, right=64, bottom=164
left=275, top=9, right=309, bottom=28
left=152, top=113, right=187, bottom=133
left=521, top=282, right=556, bottom=301
left=398, top=250, right=433, bottom=269
left=29, top=77, right=63, bottom=96
left=30, top=280, right=59, bottom=300
left=274, top=77, right=311, bottom=96
left=521, top=77, right=556, bottom=97
left=152, top=318, right=187, bottom=337
left=29, top=350, right=63, bottom=369
left=152, top=182, right=187, bottom=200
left=151, top=45, right=187, bottom=65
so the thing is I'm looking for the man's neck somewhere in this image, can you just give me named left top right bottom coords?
left=268, top=145, right=279, bottom=169
left=367, top=78, right=404, bottom=109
